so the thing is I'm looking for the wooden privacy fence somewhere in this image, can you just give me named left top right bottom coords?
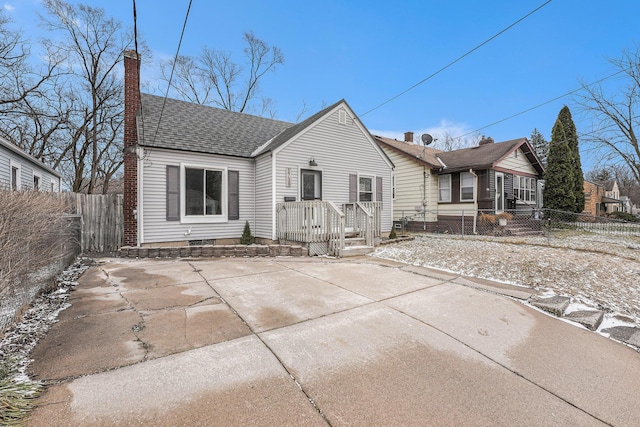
left=58, top=193, right=123, bottom=253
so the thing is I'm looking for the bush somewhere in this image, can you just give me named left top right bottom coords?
left=0, top=190, right=75, bottom=300
left=389, top=228, right=397, bottom=239
left=240, top=220, right=255, bottom=245
left=609, top=211, right=640, bottom=222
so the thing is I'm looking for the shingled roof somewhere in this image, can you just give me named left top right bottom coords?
left=138, top=93, right=293, bottom=158
left=437, top=138, right=544, bottom=174
left=373, top=135, right=443, bottom=168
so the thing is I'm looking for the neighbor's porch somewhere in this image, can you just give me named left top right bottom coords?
left=276, top=201, right=382, bottom=257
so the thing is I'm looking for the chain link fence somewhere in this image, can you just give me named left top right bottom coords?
left=395, top=208, right=640, bottom=240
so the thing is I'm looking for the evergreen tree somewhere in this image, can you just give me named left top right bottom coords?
left=240, top=221, right=255, bottom=245
left=543, top=118, right=576, bottom=212
left=529, top=128, right=549, bottom=166
left=558, top=106, right=585, bottom=212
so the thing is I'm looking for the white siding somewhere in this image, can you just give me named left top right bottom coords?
left=497, top=148, right=537, bottom=175
left=275, top=105, right=394, bottom=232
left=0, top=145, right=60, bottom=191
left=254, top=153, right=273, bottom=239
left=141, top=147, right=255, bottom=243
left=382, top=148, right=438, bottom=222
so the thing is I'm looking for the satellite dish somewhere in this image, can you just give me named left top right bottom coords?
left=421, top=133, right=433, bottom=146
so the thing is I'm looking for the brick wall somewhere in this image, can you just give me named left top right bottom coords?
left=123, top=50, right=140, bottom=246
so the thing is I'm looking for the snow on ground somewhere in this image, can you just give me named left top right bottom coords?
left=372, top=232, right=640, bottom=326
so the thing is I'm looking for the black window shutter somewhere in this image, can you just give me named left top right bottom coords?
left=166, top=165, right=180, bottom=221
left=228, top=170, right=239, bottom=220
left=349, top=174, right=357, bottom=202
left=376, top=176, right=383, bottom=202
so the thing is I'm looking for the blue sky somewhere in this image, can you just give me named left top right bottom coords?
left=4, top=0, right=639, bottom=171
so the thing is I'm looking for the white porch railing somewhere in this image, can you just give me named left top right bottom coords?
left=276, top=201, right=345, bottom=256
left=343, top=202, right=382, bottom=246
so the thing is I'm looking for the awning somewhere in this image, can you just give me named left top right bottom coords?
left=601, top=196, right=622, bottom=203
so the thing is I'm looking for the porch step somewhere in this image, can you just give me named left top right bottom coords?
left=342, top=245, right=375, bottom=257
left=340, top=237, right=374, bottom=257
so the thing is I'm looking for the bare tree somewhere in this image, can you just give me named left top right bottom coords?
left=160, top=31, right=284, bottom=115
left=39, top=0, right=134, bottom=193
left=575, top=46, right=640, bottom=183
left=0, top=11, right=59, bottom=111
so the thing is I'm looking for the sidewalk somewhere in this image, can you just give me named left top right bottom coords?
left=27, top=256, right=640, bottom=426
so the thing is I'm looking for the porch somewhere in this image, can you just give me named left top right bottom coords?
left=275, top=201, right=383, bottom=257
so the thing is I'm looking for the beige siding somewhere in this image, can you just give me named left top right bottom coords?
left=497, top=148, right=537, bottom=174
left=275, top=105, right=394, bottom=232
left=382, top=148, right=438, bottom=222
left=254, top=153, right=273, bottom=239
left=140, top=147, right=255, bottom=244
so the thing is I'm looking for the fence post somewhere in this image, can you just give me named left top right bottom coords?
left=462, top=210, right=465, bottom=238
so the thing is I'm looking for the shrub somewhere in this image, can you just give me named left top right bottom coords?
left=240, top=220, right=255, bottom=245
left=389, top=228, right=397, bottom=239
left=609, top=211, right=640, bottom=222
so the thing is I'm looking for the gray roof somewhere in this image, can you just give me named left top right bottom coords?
left=138, top=93, right=293, bottom=157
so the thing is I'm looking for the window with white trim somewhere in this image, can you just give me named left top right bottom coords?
left=10, top=161, right=20, bottom=191
left=438, top=175, right=451, bottom=202
left=181, top=164, right=227, bottom=223
left=513, top=176, right=537, bottom=202
left=33, top=172, right=41, bottom=191
left=460, top=172, right=475, bottom=201
left=359, top=176, right=373, bottom=202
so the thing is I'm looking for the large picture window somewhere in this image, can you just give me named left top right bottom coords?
left=513, top=176, right=536, bottom=203
left=460, top=172, right=475, bottom=201
left=185, top=168, right=222, bottom=216
left=438, top=175, right=451, bottom=202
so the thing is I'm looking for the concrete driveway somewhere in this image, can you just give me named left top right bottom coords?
left=27, top=256, right=640, bottom=426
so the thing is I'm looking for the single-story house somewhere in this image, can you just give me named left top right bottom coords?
left=374, top=134, right=545, bottom=233
left=123, top=51, right=393, bottom=256
left=0, top=135, right=62, bottom=192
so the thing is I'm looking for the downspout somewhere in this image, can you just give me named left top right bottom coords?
left=137, top=146, right=144, bottom=245
left=423, top=167, right=427, bottom=230
left=469, top=168, right=478, bottom=235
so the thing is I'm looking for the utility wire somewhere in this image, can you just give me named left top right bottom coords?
left=151, top=0, right=193, bottom=147
left=454, top=70, right=627, bottom=139
left=132, top=0, right=146, bottom=152
left=360, top=0, right=553, bottom=117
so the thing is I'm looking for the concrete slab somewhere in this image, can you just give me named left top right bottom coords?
left=138, top=304, right=252, bottom=359
left=451, top=276, right=535, bottom=300
left=400, top=264, right=460, bottom=281
left=29, top=310, right=145, bottom=381
left=531, top=295, right=571, bottom=316
left=211, top=269, right=371, bottom=332
left=387, top=284, right=640, bottom=426
left=120, top=281, right=219, bottom=311
left=283, top=261, right=445, bottom=300
left=564, top=310, right=604, bottom=331
left=190, top=258, right=289, bottom=281
left=103, top=259, right=203, bottom=289
left=602, top=326, right=640, bottom=347
left=27, top=336, right=327, bottom=426
left=260, top=303, right=602, bottom=426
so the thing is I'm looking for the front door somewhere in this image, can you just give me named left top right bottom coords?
left=301, top=169, right=322, bottom=201
left=496, top=172, right=504, bottom=213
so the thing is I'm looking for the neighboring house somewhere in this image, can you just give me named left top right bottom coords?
left=582, top=180, right=606, bottom=217
left=374, top=135, right=544, bottom=233
left=0, top=136, right=62, bottom=192
left=123, top=51, right=393, bottom=256
left=597, top=180, right=623, bottom=213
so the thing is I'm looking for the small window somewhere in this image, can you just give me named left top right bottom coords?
left=359, top=176, right=373, bottom=202
left=10, top=161, right=20, bottom=191
left=338, top=110, right=347, bottom=125
left=460, top=172, right=475, bottom=201
left=438, top=175, right=451, bottom=202
left=33, top=173, right=41, bottom=191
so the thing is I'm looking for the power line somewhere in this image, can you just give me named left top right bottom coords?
left=360, top=0, right=553, bottom=117
left=454, top=70, right=626, bottom=139
left=151, top=0, right=193, bottom=147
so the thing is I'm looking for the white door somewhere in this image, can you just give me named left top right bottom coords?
left=496, top=172, right=504, bottom=213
